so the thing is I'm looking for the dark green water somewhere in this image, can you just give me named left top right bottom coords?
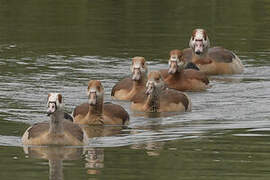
left=1, top=0, right=270, bottom=179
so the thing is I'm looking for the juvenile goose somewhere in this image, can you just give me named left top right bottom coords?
left=160, top=49, right=209, bottom=91
left=130, top=71, right=191, bottom=112
left=111, top=56, right=147, bottom=101
left=183, top=28, right=244, bottom=75
left=22, top=93, right=87, bottom=146
left=73, top=80, right=129, bottom=125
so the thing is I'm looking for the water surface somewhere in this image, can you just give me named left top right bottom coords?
left=1, top=0, right=270, bottom=179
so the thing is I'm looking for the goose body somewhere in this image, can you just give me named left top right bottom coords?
left=111, top=57, right=147, bottom=101
left=131, top=71, right=191, bottom=112
left=160, top=49, right=209, bottom=91
left=73, top=80, right=129, bottom=125
left=184, top=29, right=244, bottom=75
left=22, top=93, right=87, bottom=146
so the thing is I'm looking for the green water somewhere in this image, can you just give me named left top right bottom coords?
left=1, top=0, right=270, bottom=179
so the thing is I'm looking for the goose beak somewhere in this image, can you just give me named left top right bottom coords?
left=47, top=102, right=56, bottom=116
left=132, top=68, right=141, bottom=81
left=168, top=60, right=178, bottom=74
left=88, top=91, right=97, bottom=105
left=145, top=82, right=154, bottom=95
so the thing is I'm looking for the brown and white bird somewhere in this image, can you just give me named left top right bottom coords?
left=73, top=80, right=129, bottom=125
left=130, top=71, right=192, bottom=113
left=160, top=49, right=209, bottom=91
left=182, top=28, right=244, bottom=75
left=111, top=56, right=147, bottom=101
left=22, top=93, right=87, bottom=146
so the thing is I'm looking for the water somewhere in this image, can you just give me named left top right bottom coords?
left=1, top=0, right=270, bottom=179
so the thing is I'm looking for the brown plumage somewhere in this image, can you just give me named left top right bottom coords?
left=208, top=47, right=235, bottom=63
left=27, top=121, right=84, bottom=142
left=131, top=88, right=190, bottom=111
left=131, top=71, right=192, bottom=112
left=160, top=89, right=190, bottom=111
left=73, top=80, right=129, bottom=125
left=27, top=122, right=49, bottom=140
left=111, top=57, right=147, bottom=101
left=186, top=28, right=244, bottom=75
left=22, top=93, right=86, bottom=146
left=182, top=48, right=193, bottom=63
left=72, top=103, right=89, bottom=119
left=73, top=102, right=129, bottom=125
left=182, top=47, right=235, bottom=63
left=164, top=69, right=209, bottom=91
left=103, top=102, right=129, bottom=125
left=111, top=77, right=133, bottom=96
left=161, top=49, right=209, bottom=91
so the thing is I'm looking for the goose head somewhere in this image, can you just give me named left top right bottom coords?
left=87, top=80, right=104, bottom=106
left=189, top=28, right=210, bottom=56
left=145, top=71, right=165, bottom=95
left=168, top=49, right=185, bottom=74
left=130, top=56, right=147, bottom=81
left=47, top=93, right=64, bottom=116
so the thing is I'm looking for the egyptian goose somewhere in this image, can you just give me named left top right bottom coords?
left=73, top=80, right=129, bottom=125
left=160, top=49, right=209, bottom=91
left=183, top=28, right=244, bottom=75
left=111, top=56, right=147, bottom=101
left=130, top=71, right=191, bottom=112
left=22, top=93, right=87, bottom=146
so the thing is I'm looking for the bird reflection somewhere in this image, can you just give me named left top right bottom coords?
left=130, top=142, right=165, bottom=156
left=81, top=125, right=126, bottom=175
left=22, top=126, right=127, bottom=178
left=130, top=122, right=165, bottom=156
left=81, top=125, right=124, bottom=138
left=132, top=111, right=184, bottom=118
left=23, top=146, right=83, bottom=180
left=84, top=148, right=104, bottom=175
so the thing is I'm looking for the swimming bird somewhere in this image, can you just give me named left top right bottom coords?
left=160, top=49, right=209, bottom=91
left=73, top=80, right=129, bottom=125
left=182, top=28, right=244, bottom=75
left=130, top=71, right=191, bottom=112
left=111, top=56, right=147, bottom=101
left=22, top=93, right=87, bottom=146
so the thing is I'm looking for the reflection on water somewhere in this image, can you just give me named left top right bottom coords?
left=131, top=142, right=165, bottom=157
left=82, top=125, right=125, bottom=139
left=21, top=126, right=124, bottom=179
left=84, top=148, right=104, bottom=175
left=1, top=0, right=270, bottom=179
left=23, top=146, right=83, bottom=180
left=16, top=128, right=270, bottom=180
left=23, top=145, right=107, bottom=179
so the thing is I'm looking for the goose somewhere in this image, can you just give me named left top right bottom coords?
left=111, top=56, right=147, bottom=101
left=73, top=80, right=129, bottom=125
left=160, top=49, right=209, bottom=91
left=130, top=71, right=191, bottom=112
left=182, top=28, right=244, bottom=75
left=22, top=93, right=87, bottom=146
